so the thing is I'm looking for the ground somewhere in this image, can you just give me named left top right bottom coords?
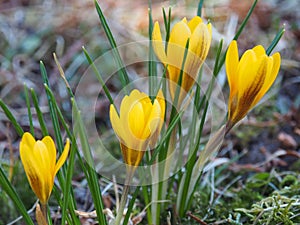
left=0, top=0, right=299, bottom=224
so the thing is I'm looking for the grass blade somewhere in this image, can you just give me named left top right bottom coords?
left=30, top=88, right=49, bottom=136
left=24, top=85, right=34, bottom=136
left=72, top=98, right=107, bottom=224
left=266, top=27, right=285, bottom=56
left=40, top=62, right=64, bottom=155
left=94, top=0, right=130, bottom=92
left=82, top=47, right=116, bottom=109
left=42, top=85, right=80, bottom=224
left=197, top=0, right=204, bottom=17
left=215, top=0, right=258, bottom=75
left=0, top=100, right=24, bottom=136
left=0, top=166, right=34, bottom=225
left=61, top=136, right=78, bottom=225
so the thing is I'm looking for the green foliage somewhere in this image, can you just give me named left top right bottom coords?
left=0, top=162, right=35, bottom=224
left=184, top=171, right=300, bottom=224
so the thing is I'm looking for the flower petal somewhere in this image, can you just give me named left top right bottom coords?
left=110, top=104, right=124, bottom=141
left=236, top=49, right=258, bottom=95
left=20, top=136, right=47, bottom=203
left=226, top=41, right=239, bottom=98
left=187, top=16, right=202, bottom=32
left=129, top=101, right=145, bottom=139
left=252, top=45, right=265, bottom=57
left=152, top=21, right=167, bottom=62
left=20, top=132, right=36, bottom=149
left=167, top=20, right=191, bottom=69
left=253, top=52, right=280, bottom=105
left=41, top=136, right=56, bottom=176
left=33, top=141, right=52, bottom=203
left=146, top=99, right=162, bottom=136
left=54, top=138, right=70, bottom=175
left=184, top=22, right=211, bottom=89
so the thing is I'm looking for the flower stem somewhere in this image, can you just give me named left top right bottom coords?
left=36, top=203, right=48, bottom=225
left=41, top=203, right=48, bottom=222
left=114, top=167, right=135, bottom=225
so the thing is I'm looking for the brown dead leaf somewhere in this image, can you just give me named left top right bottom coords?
left=229, top=0, right=273, bottom=29
left=278, top=132, right=297, bottom=149
left=294, top=127, right=300, bottom=136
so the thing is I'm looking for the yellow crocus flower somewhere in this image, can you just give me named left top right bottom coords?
left=226, top=40, right=281, bottom=130
left=152, top=16, right=212, bottom=104
left=110, top=89, right=165, bottom=166
left=20, top=132, right=70, bottom=204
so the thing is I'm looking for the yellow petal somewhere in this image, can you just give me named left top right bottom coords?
left=20, top=137, right=47, bottom=203
left=182, top=17, right=188, bottom=24
left=226, top=41, right=239, bottom=98
left=236, top=50, right=258, bottom=95
left=187, top=16, right=202, bottom=32
left=21, top=132, right=36, bottom=149
left=270, top=52, right=281, bottom=78
left=54, top=138, right=70, bottom=175
left=167, top=21, right=191, bottom=69
left=120, top=95, right=130, bottom=118
left=234, top=56, right=268, bottom=121
left=189, top=23, right=210, bottom=58
left=33, top=141, right=51, bottom=203
left=146, top=99, right=161, bottom=136
left=152, top=21, right=167, bottom=62
left=253, top=52, right=280, bottom=105
left=129, top=101, right=145, bottom=139
left=34, top=141, right=51, bottom=173
left=184, top=22, right=211, bottom=87
left=109, top=104, right=124, bottom=141
left=156, top=89, right=165, bottom=121
left=252, top=45, right=265, bottom=57
left=41, top=136, right=56, bottom=175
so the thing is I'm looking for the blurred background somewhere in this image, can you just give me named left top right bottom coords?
left=0, top=0, right=299, bottom=224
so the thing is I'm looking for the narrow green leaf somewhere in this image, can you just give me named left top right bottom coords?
left=24, top=85, right=34, bottom=135
left=82, top=47, right=116, bottom=110
left=41, top=84, right=80, bottom=224
left=213, top=39, right=224, bottom=77
left=162, top=7, right=172, bottom=51
left=148, top=2, right=157, bottom=98
left=149, top=109, right=184, bottom=164
left=72, top=98, right=107, bottom=225
left=30, top=88, right=49, bottom=136
left=123, top=186, right=140, bottom=225
left=0, top=99, right=24, bottom=136
left=61, top=136, right=77, bottom=225
left=215, top=0, right=258, bottom=75
left=52, top=187, right=74, bottom=224
left=40, top=62, right=64, bottom=155
left=197, top=0, right=204, bottom=17
left=178, top=96, right=210, bottom=216
left=0, top=166, right=34, bottom=225
left=94, top=0, right=130, bottom=92
left=266, top=28, right=285, bottom=56
left=233, top=0, right=258, bottom=41
left=51, top=59, right=99, bottom=225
